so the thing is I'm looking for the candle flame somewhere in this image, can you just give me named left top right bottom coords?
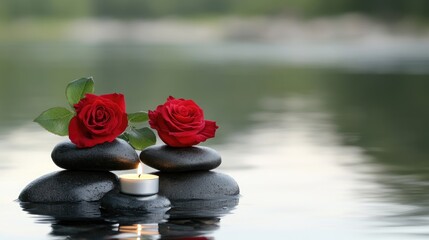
left=137, top=163, right=143, bottom=177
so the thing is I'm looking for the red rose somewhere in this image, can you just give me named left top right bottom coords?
left=148, top=96, right=218, bottom=147
left=69, top=93, right=128, bottom=148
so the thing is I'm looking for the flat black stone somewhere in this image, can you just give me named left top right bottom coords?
left=100, top=190, right=171, bottom=213
left=19, top=170, right=118, bottom=203
left=140, top=145, right=221, bottom=172
left=154, top=171, right=240, bottom=200
left=52, top=139, right=139, bottom=171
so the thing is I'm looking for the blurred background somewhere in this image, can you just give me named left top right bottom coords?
left=2, top=0, right=429, bottom=128
left=1, top=1, right=429, bottom=239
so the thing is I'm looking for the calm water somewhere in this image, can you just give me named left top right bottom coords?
left=1, top=43, right=429, bottom=239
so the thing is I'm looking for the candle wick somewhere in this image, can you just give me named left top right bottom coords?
left=138, top=174, right=141, bottom=178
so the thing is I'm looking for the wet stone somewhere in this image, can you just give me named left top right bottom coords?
left=18, top=170, right=118, bottom=203
left=100, top=190, right=171, bottom=213
left=154, top=171, right=240, bottom=200
left=140, top=145, right=221, bottom=172
left=51, top=139, right=139, bottom=171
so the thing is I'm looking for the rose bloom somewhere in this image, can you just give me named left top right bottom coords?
left=149, top=96, right=218, bottom=147
left=69, top=93, right=128, bottom=148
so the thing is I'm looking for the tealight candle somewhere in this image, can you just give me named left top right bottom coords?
left=119, top=163, right=159, bottom=196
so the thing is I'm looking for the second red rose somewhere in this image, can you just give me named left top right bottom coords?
left=148, top=96, right=218, bottom=147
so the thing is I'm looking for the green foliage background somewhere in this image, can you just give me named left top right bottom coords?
left=0, top=0, right=428, bottom=20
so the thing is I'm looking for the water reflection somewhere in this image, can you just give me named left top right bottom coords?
left=322, top=79, right=429, bottom=232
left=4, top=42, right=429, bottom=238
left=118, top=224, right=159, bottom=237
left=159, top=219, right=219, bottom=239
left=20, top=202, right=103, bottom=222
left=168, top=199, right=240, bottom=219
left=19, top=196, right=238, bottom=239
left=50, top=221, right=117, bottom=240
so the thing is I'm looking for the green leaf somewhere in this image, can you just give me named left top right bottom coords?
left=34, top=107, right=74, bottom=136
left=128, top=111, right=149, bottom=123
left=118, top=133, right=129, bottom=141
left=124, top=127, right=156, bottom=150
left=66, top=77, right=94, bottom=106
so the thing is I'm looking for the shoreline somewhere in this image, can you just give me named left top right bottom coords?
left=1, top=14, right=429, bottom=44
left=2, top=15, right=429, bottom=74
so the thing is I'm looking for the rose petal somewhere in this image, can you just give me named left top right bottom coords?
left=199, top=120, right=218, bottom=138
left=100, top=93, right=126, bottom=112
left=158, top=130, right=183, bottom=147
left=174, top=134, right=199, bottom=146
left=69, top=117, right=92, bottom=148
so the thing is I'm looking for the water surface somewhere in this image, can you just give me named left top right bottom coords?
left=1, top=43, right=429, bottom=239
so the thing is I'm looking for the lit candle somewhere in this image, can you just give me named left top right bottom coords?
left=119, top=163, right=159, bottom=196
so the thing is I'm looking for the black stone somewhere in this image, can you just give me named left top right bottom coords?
left=154, top=171, right=240, bottom=200
left=140, top=145, right=221, bottom=172
left=51, top=139, right=139, bottom=171
left=100, top=190, right=171, bottom=213
left=19, top=170, right=118, bottom=203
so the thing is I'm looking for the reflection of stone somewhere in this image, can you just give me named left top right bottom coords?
left=50, top=221, right=117, bottom=239
left=168, top=198, right=239, bottom=219
left=155, top=171, right=240, bottom=200
left=19, top=201, right=168, bottom=239
left=146, top=146, right=240, bottom=236
left=104, top=212, right=168, bottom=225
left=100, top=189, right=171, bottom=213
left=51, top=139, right=139, bottom=171
left=140, top=145, right=221, bottom=172
left=159, top=218, right=219, bottom=239
left=20, top=199, right=221, bottom=239
left=19, top=170, right=118, bottom=202
left=18, top=138, right=238, bottom=239
left=19, top=188, right=228, bottom=239
left=20, top=201, right=103, bottom=221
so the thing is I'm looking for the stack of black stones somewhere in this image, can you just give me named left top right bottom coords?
left=19, top=139, right=170, bottom=215
left=18, top=139, right=239, bottom=220
left=140, top=144, right=240, bottom=217
left=18, top=139, right=140, bottom=204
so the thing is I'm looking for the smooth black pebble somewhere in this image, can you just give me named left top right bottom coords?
left=18, top=170, right=118, bottom=203
left=140, top=145, right=221, bottom=172
left=100, top=190, right=171, bottom=213
left=154, top=171, right=239, bottom=200
left=51, top=139, right=139, bottom=171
